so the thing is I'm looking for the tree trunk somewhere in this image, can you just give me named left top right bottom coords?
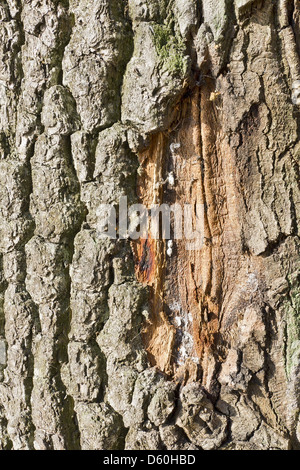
left=0, top=0, right=299, bottom=450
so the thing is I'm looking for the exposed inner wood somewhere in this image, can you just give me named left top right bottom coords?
left=133, top=83, right=231, bottom=381
left=132, top=134, right=175, bottom=375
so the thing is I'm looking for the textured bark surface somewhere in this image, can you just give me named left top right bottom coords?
left=0, top=0, right=299, bottom=450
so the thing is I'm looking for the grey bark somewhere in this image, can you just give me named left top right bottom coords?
left=0, top=0, right=299, bottom=450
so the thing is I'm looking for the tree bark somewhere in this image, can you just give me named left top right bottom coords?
left=0, top=0, right=299, bottom=450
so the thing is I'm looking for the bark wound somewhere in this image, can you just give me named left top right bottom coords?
left=133, top=84, right=226, bottom=382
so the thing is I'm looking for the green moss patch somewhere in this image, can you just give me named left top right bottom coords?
left=152, top=22, right=188, bottom=76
